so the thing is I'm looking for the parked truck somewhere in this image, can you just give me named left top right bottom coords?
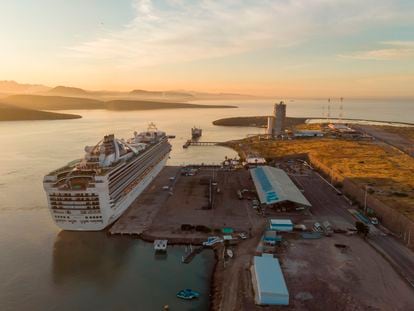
left=322, top=221, right=333, bottom=237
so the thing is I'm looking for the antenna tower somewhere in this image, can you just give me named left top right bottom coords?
left=339, top=97, right=344, bottom=120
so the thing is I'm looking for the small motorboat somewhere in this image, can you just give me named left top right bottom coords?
left=202, top=236, right=223, bottom=247
left=176, top=289, right=200, bottom=300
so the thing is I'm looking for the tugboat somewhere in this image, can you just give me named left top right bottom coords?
left=176, top=289, right=200, bottom=300
left=191, top=127, right=202, bottom=139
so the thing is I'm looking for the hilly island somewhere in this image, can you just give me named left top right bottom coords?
left=0, top=94, right=236, bottom=121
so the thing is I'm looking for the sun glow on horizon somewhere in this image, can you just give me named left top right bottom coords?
left=1, top=0, right=414, bottom=97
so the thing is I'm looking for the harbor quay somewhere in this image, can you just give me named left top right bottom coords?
left=109, top=165, right=258, bottom=243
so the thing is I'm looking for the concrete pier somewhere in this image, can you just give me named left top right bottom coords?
left=109, top=165, right=256, bottom=241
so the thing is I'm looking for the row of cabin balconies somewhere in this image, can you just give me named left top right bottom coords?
left=51, top=205, right=99, bottom=210
left=108, top=146, right=169, bottom=199
left=52, top=208, right=101, bottom=214
left=49, top=197, right=99, bottom=202
left=51, top=201, right=99, bottom=206
left=51, top=202, right=99, bottom=208
left=108, top=152, right=165, bottom=204
left=49, top=193, right=99, bottom=198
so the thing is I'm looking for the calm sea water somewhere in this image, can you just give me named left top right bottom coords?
left=0, top=98, right=413, bottom=310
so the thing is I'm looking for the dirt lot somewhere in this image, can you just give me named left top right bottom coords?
left=278, top=234, right=414, bottom=311
left=146, top=168, right=257, bottom=240
left=111, top=165, right=262, bottom=242
left=227, top=233, right=414, bottom=311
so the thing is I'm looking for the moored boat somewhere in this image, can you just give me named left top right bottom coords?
left=191, top=127, right=202, bottom=139
left=176, top=289, right=200, bottom=300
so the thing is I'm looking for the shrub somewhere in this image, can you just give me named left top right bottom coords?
left=181, top=224, right=194, bottom=231
left=195, top=225, right=212, bottom=233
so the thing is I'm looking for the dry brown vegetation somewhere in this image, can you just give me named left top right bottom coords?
left=293, top=122, right=324, bottom=130
left=227, top=137, right=414, bottom=220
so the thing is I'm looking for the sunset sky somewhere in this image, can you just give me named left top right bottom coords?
left=1, top=0, right=414, bottom=97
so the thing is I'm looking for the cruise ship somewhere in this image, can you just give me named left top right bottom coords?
left=43, top=123, right=171, bottom=231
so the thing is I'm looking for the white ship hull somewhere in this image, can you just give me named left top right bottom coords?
left=45, top=154, right=169, bottom=231
left=44, top=125, right=171, bottom=231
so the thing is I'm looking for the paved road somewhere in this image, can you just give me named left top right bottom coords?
left=295, top=172, right=357, bottom=227
left=370, top=234, right=414, bottom=286
left=352, top=124, right=414, bottom=157
left=296, top=169, right=414, bottom=287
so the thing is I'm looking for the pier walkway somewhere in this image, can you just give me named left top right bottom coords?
left=182, top=246, right=204, bottom=264
left=182, top=140, right=221, bottom=148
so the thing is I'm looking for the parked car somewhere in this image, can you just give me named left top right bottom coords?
left=322, top=221, right=333, bottom=236
left=370, top=217, right=379, bottom=225
left=313, top=222, right=323, bottom=232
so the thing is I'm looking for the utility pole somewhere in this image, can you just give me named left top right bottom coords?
left=364, top=185, right=368, bottom=214
left=327, top=105, right=331, bottom=123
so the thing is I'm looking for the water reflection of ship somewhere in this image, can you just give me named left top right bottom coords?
left=52, top=231, right=133, bottom=285
left=191, top=127, right=202, bottom=140
left=154, top=252, right=168, bottom=260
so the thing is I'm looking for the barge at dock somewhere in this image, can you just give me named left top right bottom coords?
left=43, top=123, right=172, bottom=231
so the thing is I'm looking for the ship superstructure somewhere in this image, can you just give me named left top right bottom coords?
left=191, top=127, right=202, bottom=139
left=43, top=123, right=171, bottom=231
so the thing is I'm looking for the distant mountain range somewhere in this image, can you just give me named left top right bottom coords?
left=0, top=80, right=260, bottom=101
left=0, top=80, right=257, bottom=121
left=0, top=80, right=49, bottom=95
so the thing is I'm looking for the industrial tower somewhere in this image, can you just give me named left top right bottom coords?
left=274, top=101, right=286, bottom=136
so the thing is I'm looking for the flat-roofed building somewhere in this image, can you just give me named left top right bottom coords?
left=251, top=254, right=289, bottom=305
left=269, top=219, right=293, bottom=232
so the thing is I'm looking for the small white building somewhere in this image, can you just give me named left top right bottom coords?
left=246, top=157, right=266, bottom=165
left=328, top=123, right=354, bottom=132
